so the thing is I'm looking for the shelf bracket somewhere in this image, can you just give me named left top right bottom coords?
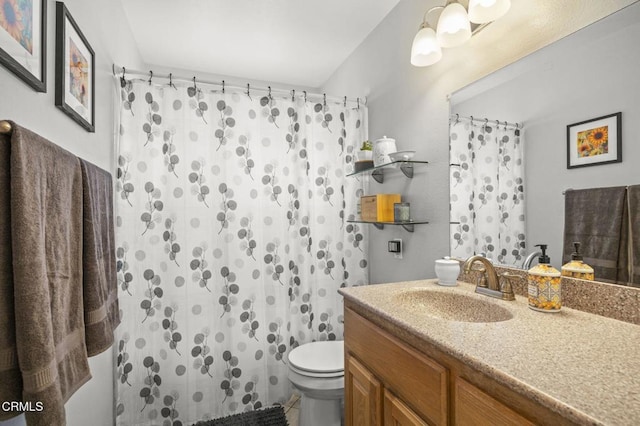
left=373, top=223, right=385, bottom=230
left=399, top=163, right=414, bottom=178
left=400, top=223, right=415, bottom=233
left=371, top=169, right=384, bottom=184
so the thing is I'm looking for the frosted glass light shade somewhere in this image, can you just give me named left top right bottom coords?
left=468, top=0, right=511, bottom=24
left=411, top=26, right=442, bottom=66
left=436, top=2, right=471, bottom=48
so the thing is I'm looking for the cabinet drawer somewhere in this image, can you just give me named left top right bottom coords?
left=345, top=308, right=448, bottom=426
left=455, top=378, right=535, bottom=426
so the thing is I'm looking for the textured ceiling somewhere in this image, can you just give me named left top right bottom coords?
left=440, top=0, right=640, bottom=92
left=120, top=0, right=401, bottom=88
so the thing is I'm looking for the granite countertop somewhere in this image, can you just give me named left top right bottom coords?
left=339, top=279, right=640, bottom=426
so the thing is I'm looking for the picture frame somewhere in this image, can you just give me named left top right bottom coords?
left=566, top=112, right=621, bottom=169
left=55, top=1, right=94, bottom=132
left=0, top=0, right=47, bottom=92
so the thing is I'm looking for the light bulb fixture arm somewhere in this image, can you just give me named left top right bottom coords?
left=420, top=5, right=445, bottom=29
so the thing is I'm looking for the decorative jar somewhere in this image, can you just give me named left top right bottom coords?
left=373, top=136, right=397, bottom=166
left=435, top=257, right=460, bottom=286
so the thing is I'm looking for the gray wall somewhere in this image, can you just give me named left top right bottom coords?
left=0, top=0, right=142, bottom=425
left=451, top=3, right=640, bottom=268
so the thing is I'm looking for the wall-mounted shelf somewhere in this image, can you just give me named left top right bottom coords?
left=347, top=220, right=429, bottom=233
left=348, top=160, right=429, bottom=183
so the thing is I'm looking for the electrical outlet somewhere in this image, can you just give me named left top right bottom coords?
left=388, top=238, right=403, bottom=259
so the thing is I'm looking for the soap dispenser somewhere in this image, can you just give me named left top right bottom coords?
left=561, top=242, right=594, bottom=281
left=527, top=244, right=562, bottom=312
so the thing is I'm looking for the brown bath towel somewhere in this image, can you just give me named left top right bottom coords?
left=627, top=185, right=640, bottom=286
left=563, top=186, right=627, bottom=283
left=80, top=159, right=120, bottom=356
left=4, top=123, right=91, bottom=425
left=0, top=132, right=22, bottom=421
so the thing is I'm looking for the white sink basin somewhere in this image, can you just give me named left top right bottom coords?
left=393, top=289, right=514, bottom=323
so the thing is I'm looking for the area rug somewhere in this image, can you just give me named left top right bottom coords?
left=192, top=406, right=289, bottom=426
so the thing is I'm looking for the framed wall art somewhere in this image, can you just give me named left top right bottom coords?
left=55, top=1, right=94, bottom=132
left=567, top=112, right=621, bottom=169
left=0, top=0, right=47, bottom=91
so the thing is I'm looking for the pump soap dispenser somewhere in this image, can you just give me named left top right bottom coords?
left=527, top=244, right=562, bottom=312
left=561, top=242, right=594, bottom=280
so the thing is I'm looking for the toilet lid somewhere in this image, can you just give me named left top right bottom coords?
left=288, top=341, right=344, bottom=374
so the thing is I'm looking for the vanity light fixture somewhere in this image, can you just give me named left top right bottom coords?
left=410, top=16, right=442, bottom=66
left=468, top=0, right=511, bottom=24
left=410, top=0, right=511, bottom=67
left=437, top=1, right=472, bottom=48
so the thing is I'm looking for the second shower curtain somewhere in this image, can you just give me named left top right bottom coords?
left=114, top=78, right=368, bottom=425
left=449, top=118, right=526, bottom=266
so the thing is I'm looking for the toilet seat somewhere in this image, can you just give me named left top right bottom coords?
left=288, top=341, right=344, bottom=378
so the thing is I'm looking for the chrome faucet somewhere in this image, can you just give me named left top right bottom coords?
left=462, top=255, right=515, bottom=301
left=522, top=251, right=542, bottom=269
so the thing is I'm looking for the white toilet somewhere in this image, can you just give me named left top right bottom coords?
left=287, top=340, right=344, bottom=426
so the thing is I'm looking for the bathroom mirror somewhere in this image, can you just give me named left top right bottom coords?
left=448, top=3, right=640, bottom=286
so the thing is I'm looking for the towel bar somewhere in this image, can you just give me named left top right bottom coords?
left=0, top=120, right=12, bottom=134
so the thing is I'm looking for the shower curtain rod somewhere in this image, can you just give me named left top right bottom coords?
left=450, top=114, right=522, bottom=129
left=112, top=64, right=367, bottom=107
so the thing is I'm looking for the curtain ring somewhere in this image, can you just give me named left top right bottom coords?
left=455, top=113, right=459, bottom=124
left=470, top=115, right=474, bottom=123
left=246, top=83, right=252, bottom=101
left=148, top=70, right=153, bottom=85
left=169, top=73, right=177, bottom=90
left=291, top=89, right=295, bottom=102
left=343, top=96, right=347, bottom=108
left=222, top=80, right=225, bottom=94
left=268, top=86, right=272, bottom=100
left=323, top=93, right=327, bottom=107
left=357, top=97, right=360, bottom=110
left=120, top=67, right=127, bottom=87
left=192, top=77, right=197, bottom=90
left=303, top=91, right=307, bottom=103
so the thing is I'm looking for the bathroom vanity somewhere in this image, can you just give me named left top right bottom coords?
left=339, top=280, right=640, bottom=425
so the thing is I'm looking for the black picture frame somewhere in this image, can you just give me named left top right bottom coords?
left=566, top=112, right=622, bottom=169
left=0, top=0, right=47, bottom=92
left=55, top=1, right=95, bottom=132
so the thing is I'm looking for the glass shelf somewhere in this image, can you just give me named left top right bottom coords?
left=347, top=160, right=429, bottom=183
left=347, top=220, right=429, bottom=233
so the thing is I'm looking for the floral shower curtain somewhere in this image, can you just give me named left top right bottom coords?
left=449, top=119, right=526, bottom=266
left=113, top=77, right=368, bottom=425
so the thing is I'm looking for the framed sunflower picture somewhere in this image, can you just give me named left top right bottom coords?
left=0, top=0, right=46, bottom=92
left=55, top=1, right=94, bottom=132
left=566, top=112, right=622, bottom=169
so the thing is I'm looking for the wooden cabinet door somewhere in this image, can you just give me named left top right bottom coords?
left=345, top=355, right=383, bottom=426
left=384, top=389, right=429, bottom=426
left=455, top=378, right=535, bottom=426
left=345, top=308, right=448, bottom=425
